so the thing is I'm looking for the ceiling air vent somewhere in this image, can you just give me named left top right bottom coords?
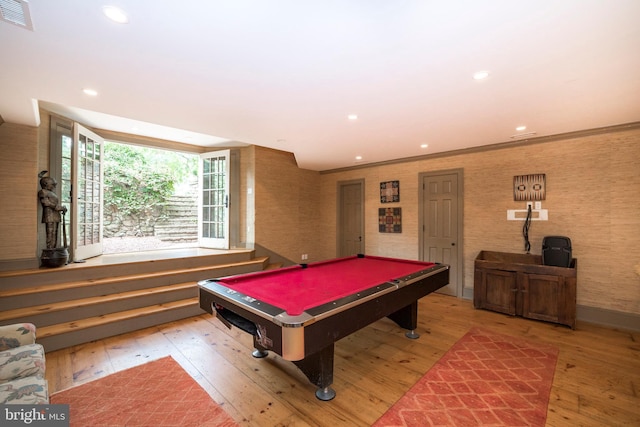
left=0, top=0, right=33, bottom=30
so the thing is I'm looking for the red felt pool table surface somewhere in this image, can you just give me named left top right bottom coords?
left=216, top=255, right=436, bottom=316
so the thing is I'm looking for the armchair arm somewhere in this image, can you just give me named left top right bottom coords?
left=0, top=323, right=36, bottom=351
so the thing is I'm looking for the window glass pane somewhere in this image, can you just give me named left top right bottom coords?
left=93, top=224, right=100, bottom=242
left=62, top=135, right=72, bottom=157
left=79, top=224, right=86, bottom=245
left=61, top=181, right=71, bottom=202
left=79, top=136, right=86, bottom=157
left=93, top=204, right=100, bottom=223
left=62, top=158, right=71, bottom=180
left=86, top=159, right=93, bottom=180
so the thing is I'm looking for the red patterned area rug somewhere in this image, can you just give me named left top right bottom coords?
left=374, top=327, right=559, bottom=427
left=51, top=356, right=238, bottom=427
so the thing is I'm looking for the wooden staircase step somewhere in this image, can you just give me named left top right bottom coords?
left=0, top=282, right=196, bottom=323
left=38, top=298, right=200, bottom=340
left=1, top=250, right=274, bottom=352
left=0, top=249, right=258, bottom=289
left=0, top=257, right=268, bottom=299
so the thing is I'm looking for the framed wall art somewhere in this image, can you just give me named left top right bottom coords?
left=380, top=180, right=399, bottom=203
left=514, top=174, right=546, bottom=201
left=379, top=208, right=402, bottom=233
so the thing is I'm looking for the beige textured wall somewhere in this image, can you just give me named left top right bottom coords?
left=1, top=118, right=638, bottom=316
left=319, top=128, right=640, bottom=315
left=239, top=146, right=256, bottom=248
left=253, top=146, right=321, bottom=263
left=0, top=123, right=39, bottom=262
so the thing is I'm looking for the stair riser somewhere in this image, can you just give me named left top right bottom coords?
left=0, top=252, right=254, bottom=289
left=164, top=207, right=198, bottom=212
left=157, top=238, right=198, bottom=243
left=39, top=305, right=204, bottom=352
left=6, top=288, right=199, bottom=327
left=1, top=250, right=270, bottom=353
left=163, top=208, right=197, bottom=214
left=154, top=228, right=197, bottom=233
left=2, top=263, right=261, bottom=308
left=155, top=234, right=198, bottom=239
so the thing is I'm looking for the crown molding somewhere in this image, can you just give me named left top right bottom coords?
left=321, top=121, right=640, bottom=174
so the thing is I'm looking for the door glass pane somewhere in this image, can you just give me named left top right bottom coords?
left=77, top=135, right=101, bottom=246
left=61, top=134, right=72, bottom=243
left=201, top=155, right=226, bottom=239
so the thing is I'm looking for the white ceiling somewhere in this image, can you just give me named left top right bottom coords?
left=1, top=0, right=639, bottom=171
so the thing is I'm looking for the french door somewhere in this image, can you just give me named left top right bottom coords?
left=71, top=124, right=104, bottom=261
left=198, top=150, right=230, bottom=249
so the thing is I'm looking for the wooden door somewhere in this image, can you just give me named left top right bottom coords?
left=421, top=172, right=461, bottom=296
left=338, top=180, right=364, bottom=257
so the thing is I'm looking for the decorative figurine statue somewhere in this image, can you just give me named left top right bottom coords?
left=38, top=171, right=69, bottom=267
left=38, top=171, right=67, bottom=248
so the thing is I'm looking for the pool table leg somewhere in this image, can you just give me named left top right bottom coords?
left=292, top=343, right=336, bottom=401
left=387, top=301, right=420, bottom=339
left=251, top=336, right=269, bottom=358
left=252, top=348, right=268, bottom=358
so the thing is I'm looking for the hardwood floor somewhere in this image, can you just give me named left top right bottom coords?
left=45, top=294, right=639, bottom=426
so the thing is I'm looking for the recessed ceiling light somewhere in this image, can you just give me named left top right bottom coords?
left=348, top=114, right=358, bottom=121
left=516, top=125, right=527, bottom=131
left=473, top=71, right=490, bottom=80
left=355, top=156, right=362, bottom=160
left=82, top=88, right=98, bottom=96
left=420, top=144, right=429, bottom=149
left=103, top=6, right=129, bottom=24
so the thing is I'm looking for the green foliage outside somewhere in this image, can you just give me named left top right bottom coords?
left=103, top=142, right=198, bottom=217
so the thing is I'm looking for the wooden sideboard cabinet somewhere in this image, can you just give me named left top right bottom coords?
left=474, top=250, right=577, bottom=328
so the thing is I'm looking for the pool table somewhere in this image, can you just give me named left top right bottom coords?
left=198, top=254, right=449, bottom=400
